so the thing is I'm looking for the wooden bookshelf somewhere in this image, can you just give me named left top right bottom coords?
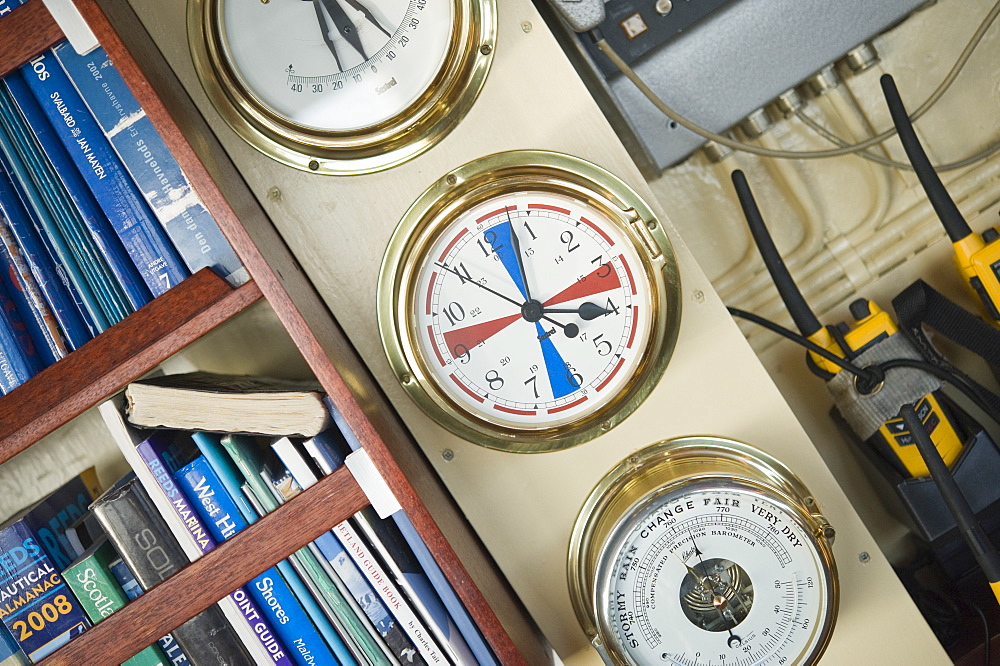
left=0, top=0, right=546, bottom=663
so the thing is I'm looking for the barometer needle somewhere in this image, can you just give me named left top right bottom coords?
left=313, top=0, right=346, bottom=71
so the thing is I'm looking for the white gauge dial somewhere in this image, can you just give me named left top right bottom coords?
left=599, top=485, right=833, bottom=666
left=415, top=190, right=651, bottom=429
left=220, top=0, right=452, bottom=132
left=189, top=0, right=494, bottom=173
left=378, top=151, right=681, bottom=452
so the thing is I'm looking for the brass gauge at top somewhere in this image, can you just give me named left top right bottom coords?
left=188, top=0, right=495, bottom=174
left=377, top=150, right=682, bottom=453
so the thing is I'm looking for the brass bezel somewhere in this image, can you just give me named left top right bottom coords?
left=377, top=150, right=682, bottom=453
left=567, top=436, right=839, bottom=665
left=188, top=0, right=496, bottom=175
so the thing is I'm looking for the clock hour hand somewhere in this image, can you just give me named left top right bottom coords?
left=541, top=301, right=612, bottom=320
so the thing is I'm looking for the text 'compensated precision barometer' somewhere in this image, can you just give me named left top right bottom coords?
left=569, top=437, right=839, bottom=666
left=188, top=0, right=495, bottom=174
left=377, top=151, right=681, bottom=452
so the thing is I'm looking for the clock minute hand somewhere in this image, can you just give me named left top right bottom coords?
left=506, top=215, right=532, bottom=301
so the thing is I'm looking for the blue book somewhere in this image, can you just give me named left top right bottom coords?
left=19, top=52, right=189, bottom=297
left=108, top=557, right=190, bottom=666
left=0, top=151, right=94, bottom=346
left=175, top=455, right=333, bottom=666
left=0, top=475, right=97, bottom=660
left=206, top=432, right=359, bottom=666
left=316, top=401, right=500, bottom=666
left=0, top=210, right=69, bottom=364
left=2, top=72, right=152, bottom=314
left=0, top=105, right=109, bottom=333
left=0, top=276, right=42, bottom=392
left=0, top=77, right=128, bottom=326
left=134, top=434, right=294, bottom=665
left=52, top=43, right=248, bottom=288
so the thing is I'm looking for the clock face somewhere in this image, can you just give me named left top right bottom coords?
left=378, top=151, right=682, bottom=452
left=188, top=0, right=495, bottom=173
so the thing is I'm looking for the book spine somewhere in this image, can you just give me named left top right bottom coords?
left=0, top=277, right=40, bottom=392
left=0, top=147, right=94, bottom=344
left=0, top=211, right=68, bottom=363
left=62, top=541, right=169, bottom=666
left=108, top=557, right=191, bottom=666
left=19, top=52, right=189, bottom=296
left=0, top=101, right=109, bottom=333
left=134, top=439, right=296, bottom=666
left=0, top=623, right=26, bottom=666
left=90, top=479, right=255, bottom=666
left=52, top=44, right=249, bottom=288
left=175, top=455, right=332, bottom=666
left=318, top=400, right=499, bottom=665
left=0, top=520, right=89, bottom=661
left=1, top=71, right=153, bottom=314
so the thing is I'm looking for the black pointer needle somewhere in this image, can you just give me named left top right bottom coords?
left=436, top=263, right=579, bottom=337
left=313, top=0, right=345, bottom=71
left=506, top=211, right=532, bottom=302
left=542, top=302, right=612, bottom=320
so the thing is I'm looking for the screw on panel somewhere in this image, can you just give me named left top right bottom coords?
left=858, top=551, right=871, bottom=564
left=480, top=44, right=492, bottom=55
left=693, top=290, right=705, bottom=303
left=442, top=449, right=455, bottom=462
left=446, top=174, right=458, bottom=186
left=655, top=0, right=673, bottom=16
left=309, top=159, right=320, bottom=171
left=521, top=21, right=532, bottom=33
left=267, top=186, right=282, bottom=202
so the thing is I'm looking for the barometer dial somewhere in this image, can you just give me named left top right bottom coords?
left=189, top=0, right=495, bottom=173
left=377, top=151, right=681, bottom=452
left=569, top=437, right=838, bottom=665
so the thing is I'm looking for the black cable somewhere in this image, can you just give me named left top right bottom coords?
left=901, top=403, right=1000, bottom=600
left=726, top=307, right=880, bottom=385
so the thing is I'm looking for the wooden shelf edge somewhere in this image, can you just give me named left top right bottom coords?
left=0, top=269, right=262, bottom=463
left=39, top=465, right=368, bottom=666
left=0, top=0, right=62, bottom=79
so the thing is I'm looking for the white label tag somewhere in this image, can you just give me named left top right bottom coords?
left=345, top=449, right=401, bottom=519
left=42, top=0, right=99, bottom=55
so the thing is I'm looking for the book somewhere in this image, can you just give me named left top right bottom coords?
left=19, top=51, right=189, bottom=297
left=51, top=42, right=249, bottom=288
left=90, top=477, right=255, bottom=665
left=0, top=73, right=132, bottom=328
left=0, top=209, right=68, bottom=364
left=0, top=473, right=97, bottom=660
left=0, top=87, right=110, bottom=333
left=1, top=71, right=153, bottom=317
left=62, top=537, right=170, bottom=666
left=258, top=460, right=400, bottom=666
left=311, top=405, right=498, bottom=666
left=108, top=557, right=190, bottom=666
left=270, top=438, right=428, bottom=666
left=97, top=397, right=285, bottom=665
left=174, top=454, right=335, bottom=666
left=0, top=276, right=41, bottom=392
left=124, top=372, right=332, bottom=437
left=0, top=146, right=94, bottom=346
left=197, top=431, right=361, bottom=666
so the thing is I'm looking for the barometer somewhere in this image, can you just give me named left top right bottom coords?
left=188, top=0, right=495, bottom=174
left=569, top=437, right=838, bottom=665
left=377, top=150, right=681, bottom=452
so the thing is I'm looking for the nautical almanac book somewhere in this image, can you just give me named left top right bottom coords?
left=0, top=470, right=101, bottom=660
left=90, top=477, right=255, bottom=666
left=174, top=454, right=335, bottom=666
left=52, top=42, right=249, bottom=288
left=62, top=537, right=169, bottom=666
left=19, top=51, right=189, bottom=296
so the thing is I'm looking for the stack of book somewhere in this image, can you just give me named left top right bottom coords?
left=0, top=27, right=246, bottom=394
left=0, top=371, right=498, bottom=664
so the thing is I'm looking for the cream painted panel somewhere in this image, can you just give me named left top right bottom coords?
left=126, top=0, right=950, bottom=662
